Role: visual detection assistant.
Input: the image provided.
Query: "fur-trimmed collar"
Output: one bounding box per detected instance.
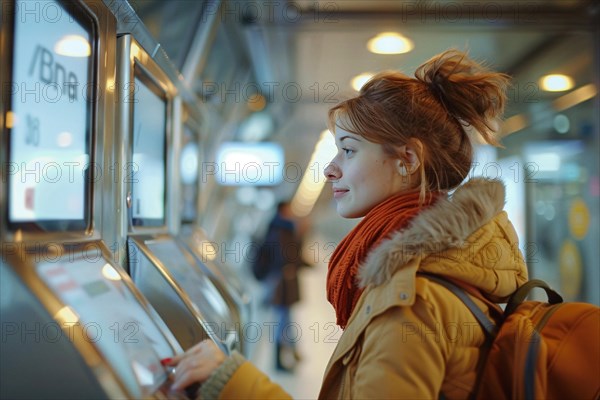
[357,178,507,288]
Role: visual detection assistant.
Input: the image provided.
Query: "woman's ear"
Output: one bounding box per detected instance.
[395,138,423,175]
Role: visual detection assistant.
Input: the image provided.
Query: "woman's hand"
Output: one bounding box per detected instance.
[166,339,227,391]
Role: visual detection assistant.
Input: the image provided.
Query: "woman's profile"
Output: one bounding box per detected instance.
[166,49,526,400]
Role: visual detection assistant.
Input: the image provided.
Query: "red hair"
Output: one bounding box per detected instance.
[328,49,511,200]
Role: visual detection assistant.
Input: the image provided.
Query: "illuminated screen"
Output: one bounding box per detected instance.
[37,255,173,397]
[131,70,167,226]
[8,0,93,230]
[215,142,284,186]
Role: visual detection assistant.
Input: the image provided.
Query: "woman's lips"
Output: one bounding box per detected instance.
[333,188,349,199]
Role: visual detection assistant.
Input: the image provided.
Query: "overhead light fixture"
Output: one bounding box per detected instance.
[501,114,529,136]
[351,72,374,91]
[553,83,597,111]
[502,83,596,137]
[540,74,574,92]
[54,35,91,57]
[367,32,413,55]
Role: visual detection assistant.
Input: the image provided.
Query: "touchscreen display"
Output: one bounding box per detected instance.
[131,72,167,227]
[8,0,93,230]
[37,256,173,397]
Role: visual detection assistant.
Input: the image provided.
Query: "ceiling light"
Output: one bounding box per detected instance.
[351,73,374,91]
[367,32,413,55]
[500,114,528,136]
[540,74,574,92]
[552,83,597,111]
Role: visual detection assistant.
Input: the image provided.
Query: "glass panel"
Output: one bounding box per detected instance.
[144,240,236,348]
[37,255,173,397]
[131,70,167,227]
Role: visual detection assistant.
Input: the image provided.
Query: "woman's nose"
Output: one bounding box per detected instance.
[324,161,341,181]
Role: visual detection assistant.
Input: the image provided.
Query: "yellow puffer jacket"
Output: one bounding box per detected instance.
[201,178,528,400]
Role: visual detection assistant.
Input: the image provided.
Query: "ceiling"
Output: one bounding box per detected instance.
[132,0,599,220]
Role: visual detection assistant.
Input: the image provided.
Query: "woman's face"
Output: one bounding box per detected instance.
[324,127,406,218]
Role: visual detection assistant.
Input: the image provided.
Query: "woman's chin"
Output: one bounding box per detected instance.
[336,206,365,219]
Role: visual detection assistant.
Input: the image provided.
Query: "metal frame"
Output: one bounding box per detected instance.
[115,34,179,243]
[0,0,110,245]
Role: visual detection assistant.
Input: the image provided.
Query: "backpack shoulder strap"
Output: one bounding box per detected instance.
[421,273,500,400]
[504,279,563,316]
[420,273,496,338]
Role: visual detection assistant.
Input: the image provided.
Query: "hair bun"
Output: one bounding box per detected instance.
[415,49,510,145]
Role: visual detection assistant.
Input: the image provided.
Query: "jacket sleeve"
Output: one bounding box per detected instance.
[199,352,292,400]
[352,297,449,399]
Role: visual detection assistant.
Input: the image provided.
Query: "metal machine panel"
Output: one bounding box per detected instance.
[0,261,108,399]
[35,252,176,397]
[2,242,184,398]
[179,226,252,325]
[128,236,241,353]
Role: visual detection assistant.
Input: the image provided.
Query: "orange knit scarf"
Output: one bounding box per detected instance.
[327,190,441,329]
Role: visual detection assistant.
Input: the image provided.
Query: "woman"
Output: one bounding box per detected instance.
[166,49,528,399]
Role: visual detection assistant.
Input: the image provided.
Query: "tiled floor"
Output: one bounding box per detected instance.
[245,260,339,399]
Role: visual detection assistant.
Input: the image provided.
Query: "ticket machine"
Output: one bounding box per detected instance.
[1,1,183,398]
[177,107,252,335]
[115,33,243,354]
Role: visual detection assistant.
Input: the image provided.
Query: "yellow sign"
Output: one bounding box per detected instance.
[568,198,590,240]
[559,240,582,300]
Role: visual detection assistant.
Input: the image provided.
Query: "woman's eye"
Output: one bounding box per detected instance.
[342,148,354,156]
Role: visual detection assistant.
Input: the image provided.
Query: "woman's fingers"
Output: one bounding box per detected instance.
[163,339,207,366]
[168,339,227,391]
[171,357,212,390]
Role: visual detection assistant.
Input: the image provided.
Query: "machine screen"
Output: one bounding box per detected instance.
[8,0,93,230]
[145,240,235,346]
[37,255,173,397]
[131,71,167,227]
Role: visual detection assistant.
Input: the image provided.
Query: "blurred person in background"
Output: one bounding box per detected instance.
[251,201,303,372]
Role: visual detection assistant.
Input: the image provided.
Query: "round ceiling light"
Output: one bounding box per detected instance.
[367,32,413,54]
[540,74,574,92]
[351,73,374,91]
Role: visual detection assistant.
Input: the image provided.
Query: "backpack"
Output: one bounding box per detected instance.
[425,274,600,400]
[250,217,298,281]
[250,239,273,281]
